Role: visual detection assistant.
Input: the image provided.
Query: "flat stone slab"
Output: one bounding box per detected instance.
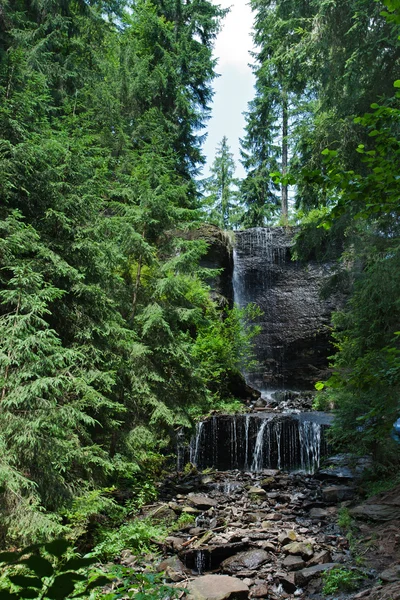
[294,563,339,587]
[188,494,218,509]
[350,504,400,522]
[282,555,305,570]
[186,574,249,600]
[221,549,270,573]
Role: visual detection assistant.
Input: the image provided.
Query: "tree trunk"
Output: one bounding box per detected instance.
[281,92,289,223]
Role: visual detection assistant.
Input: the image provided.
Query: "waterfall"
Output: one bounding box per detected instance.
[251,419,269,472]
[183,413,331,473]
[299,420,322,473]
[190,421,205,465]
[176,227,336,476]
[244,414,250,470]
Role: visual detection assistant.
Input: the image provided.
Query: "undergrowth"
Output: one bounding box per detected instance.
[91,519,167,560]
[322,567,363,595]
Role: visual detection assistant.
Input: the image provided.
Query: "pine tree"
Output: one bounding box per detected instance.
[203,136,241,229]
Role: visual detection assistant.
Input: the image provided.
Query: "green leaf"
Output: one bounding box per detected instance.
[321,149,330,156]
[21,555,54,577]
[394,80,400,88]
[9,575,42,589]
[44,539,69,558]
[315,382,325,391]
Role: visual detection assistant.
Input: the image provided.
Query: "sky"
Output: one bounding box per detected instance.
[202,0,255,180]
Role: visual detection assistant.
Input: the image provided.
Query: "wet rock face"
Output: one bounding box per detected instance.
[233,227,344,388]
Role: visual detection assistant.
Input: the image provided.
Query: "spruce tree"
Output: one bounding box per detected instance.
[203,136,241,229]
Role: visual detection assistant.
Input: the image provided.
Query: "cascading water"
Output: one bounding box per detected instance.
[179,412,331,473]
[177,227,338,475]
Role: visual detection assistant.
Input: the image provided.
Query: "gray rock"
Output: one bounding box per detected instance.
[309,507,330,519]
[188,494,218,509]
[278,530,297,545]
[380,565,400,583]
[221,549,270,573]
[282,555,305,570]
[294,563,339,587]
[282,541,314,559]
[251,583,269,597]
[248,487,267,496]
[322,485,355,503]
[278,572,296,593]
[156,556,190,582]
[186,574,249,600]
[350,503,400,522]
[306,550,331,567]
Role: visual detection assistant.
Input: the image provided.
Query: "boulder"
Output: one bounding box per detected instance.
[156,556,190,582]
[251,583,269,598]
[350,504,400,522]
[306,550,331,567]
[188,494,218,509]
[294,563,339,587]
[282,555,305,570]
[278,530,297,545]
[186,575,249,600]
[282,541,314,560]
[221,549,270,573]
[309,507,331,519]
[380,564,400,583]
[248,487,267,496]
[278,572,296,593]
[322,485,356,503]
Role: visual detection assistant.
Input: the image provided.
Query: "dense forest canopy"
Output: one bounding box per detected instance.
[1,0,400,574]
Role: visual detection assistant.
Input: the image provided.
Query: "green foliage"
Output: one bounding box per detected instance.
[102,569,181,600]
[190,303,262,413]
[202,137,242,229]
[0,539,109,599]
[91,519,167,560]
[322,568,363,595]
[0,0,237,546]
[337,508,353,531]
[172,512,196,529]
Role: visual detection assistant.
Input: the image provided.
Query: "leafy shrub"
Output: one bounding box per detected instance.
[322,568,363,595]
[0,539,109,599]
[91,519,167,560]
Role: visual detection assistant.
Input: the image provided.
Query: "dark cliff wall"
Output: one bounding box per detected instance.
[233,227,344,390]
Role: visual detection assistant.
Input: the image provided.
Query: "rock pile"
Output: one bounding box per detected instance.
[143,468,363,599]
